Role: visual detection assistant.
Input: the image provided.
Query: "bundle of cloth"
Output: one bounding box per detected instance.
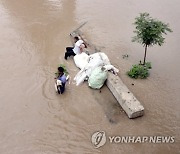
[73,52,119,87]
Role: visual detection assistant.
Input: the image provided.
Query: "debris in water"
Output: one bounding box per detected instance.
[122,54,129,59]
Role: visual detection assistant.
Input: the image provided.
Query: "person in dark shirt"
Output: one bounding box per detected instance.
[55,67,67,94]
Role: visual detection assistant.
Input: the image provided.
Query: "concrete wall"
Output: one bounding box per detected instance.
[106,73,144,119]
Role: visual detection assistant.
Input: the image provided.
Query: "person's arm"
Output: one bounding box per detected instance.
[80,44,85,53]
[78,37,88,48]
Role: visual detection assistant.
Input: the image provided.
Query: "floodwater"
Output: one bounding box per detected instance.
[0,0,179,153]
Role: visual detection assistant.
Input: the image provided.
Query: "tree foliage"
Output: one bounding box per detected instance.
[132,12,172,47]
[128,13,172,79]
[132,13,172,65]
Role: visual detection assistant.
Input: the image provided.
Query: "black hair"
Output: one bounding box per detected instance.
[74,36,79,41]
[58,67,64,73]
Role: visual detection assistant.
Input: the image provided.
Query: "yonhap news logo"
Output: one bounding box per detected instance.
[91,131,175,148]
[91,131,106,148]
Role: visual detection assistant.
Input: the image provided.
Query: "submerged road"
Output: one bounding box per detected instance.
[0,0,179,153]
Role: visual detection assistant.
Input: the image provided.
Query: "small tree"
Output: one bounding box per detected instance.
[132,13,172,65]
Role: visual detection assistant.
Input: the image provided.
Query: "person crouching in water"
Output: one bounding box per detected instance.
[55,67,67,94]
[64,36,85,60]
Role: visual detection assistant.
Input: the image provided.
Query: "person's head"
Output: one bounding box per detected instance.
[74,36,79,42]
[58,67,64,76]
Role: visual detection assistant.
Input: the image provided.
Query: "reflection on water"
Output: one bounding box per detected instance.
[0,0,179,153]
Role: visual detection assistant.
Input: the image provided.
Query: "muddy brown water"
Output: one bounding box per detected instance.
[0,0,179,153]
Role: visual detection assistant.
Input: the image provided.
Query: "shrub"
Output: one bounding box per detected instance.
[145,62,152,69]
[127,63,150,79]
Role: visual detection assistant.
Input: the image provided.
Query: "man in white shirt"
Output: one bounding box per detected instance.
[64,36,84,60]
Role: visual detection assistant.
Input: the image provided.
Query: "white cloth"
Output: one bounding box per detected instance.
[103,65,119,74]
[74,52,89,69]
[73,52,119,86]
[73,40,84,55]
[56,80,62,86]
[55,80,62,92]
